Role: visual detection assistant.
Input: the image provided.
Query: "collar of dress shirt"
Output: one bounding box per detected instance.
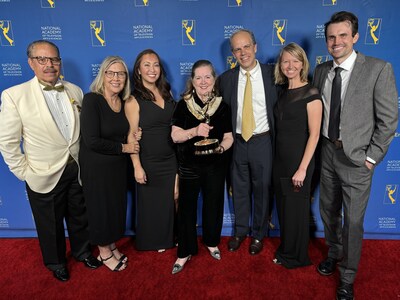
[332,50,357,72]
[239,59,260,79]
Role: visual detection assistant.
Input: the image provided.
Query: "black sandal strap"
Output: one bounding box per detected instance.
[99,254,113,262]
[113,260,125,272]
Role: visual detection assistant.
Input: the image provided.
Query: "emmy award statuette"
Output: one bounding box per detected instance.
[194,93,220,155]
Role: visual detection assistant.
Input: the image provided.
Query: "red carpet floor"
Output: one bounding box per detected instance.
[0,237,399,299]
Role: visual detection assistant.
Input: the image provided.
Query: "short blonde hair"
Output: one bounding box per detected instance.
[274,42,310,85]
[90,56,131,101]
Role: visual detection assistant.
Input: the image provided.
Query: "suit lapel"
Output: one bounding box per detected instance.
[342,53,365,111]
[260,65,274,129]
[64,86,80,144]
[318,62,333,93]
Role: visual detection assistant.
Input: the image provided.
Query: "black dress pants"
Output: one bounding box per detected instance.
[177,158,227,258]
[26,161,91,270]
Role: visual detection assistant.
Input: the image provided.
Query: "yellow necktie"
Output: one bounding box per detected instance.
[241,72,255,141]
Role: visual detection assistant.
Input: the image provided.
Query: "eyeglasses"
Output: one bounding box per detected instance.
[30,56,62,65]
[232,43,253,54]
[105,71,127,79]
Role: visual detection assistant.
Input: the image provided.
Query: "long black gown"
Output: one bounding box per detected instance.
[273,83,321,268]
[135,98,177,250]
[79,92,129,245]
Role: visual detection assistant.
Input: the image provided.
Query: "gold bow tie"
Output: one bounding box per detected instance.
[39,80,65,92]
[43,84,64,92]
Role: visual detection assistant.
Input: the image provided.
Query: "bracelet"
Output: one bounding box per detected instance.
[121,143,125,153]
[187,132,193,140]
[219,145,225,153]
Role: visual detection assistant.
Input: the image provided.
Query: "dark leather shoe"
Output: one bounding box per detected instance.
[249,238,263,255]
[82,254,103,269]
[228,236,245,251]
[317,257,338,276]
[53,267,70,282]
[336,282,354,300]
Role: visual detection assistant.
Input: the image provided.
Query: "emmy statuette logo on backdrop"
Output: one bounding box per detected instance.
[384,185,398,205]
[228,0,242,7]
[365,18,382,45]
[227,56,237,69]
[315,55,330,66]
[0,20,14,46]
[182,20,196,46]
[322,0,338,6]
[135,0,149,6]
[272,19,287,46]
[41,0,55,8]
[90,20,106,47]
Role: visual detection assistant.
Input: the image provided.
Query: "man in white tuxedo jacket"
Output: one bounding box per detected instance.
[0,40,101,281]
[313,12,398,300]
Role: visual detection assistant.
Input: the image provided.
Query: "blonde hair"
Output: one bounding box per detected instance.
[90,56,131,101]
[274,42,310,85]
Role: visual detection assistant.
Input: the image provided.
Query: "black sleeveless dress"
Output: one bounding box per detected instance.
[135,98,177,250]
[273,83,321,268]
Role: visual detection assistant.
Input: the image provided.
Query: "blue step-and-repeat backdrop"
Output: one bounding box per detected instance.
[0,0,399,239]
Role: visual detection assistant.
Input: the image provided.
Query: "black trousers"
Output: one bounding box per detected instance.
[176,158,227,258]
[232,134,273,240]
[26,161,91,270]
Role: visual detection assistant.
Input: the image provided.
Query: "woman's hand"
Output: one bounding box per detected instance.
[216,145,225,154]
[196,123,213,138]
[292,168,306,187]
[135,166,147,184]
[123,141,140,154]
[134,127,142,141]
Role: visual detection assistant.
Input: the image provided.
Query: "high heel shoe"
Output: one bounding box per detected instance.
[171,255,191,274]
[207,247,221,260]
[111,247,128,264]
[98,254,126,272]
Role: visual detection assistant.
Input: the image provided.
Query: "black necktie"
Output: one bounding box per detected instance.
[328,67,343,141]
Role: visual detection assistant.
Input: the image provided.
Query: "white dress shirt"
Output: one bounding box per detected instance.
[236,60,269,135]
[41,82,73,142]
[322,50,357,139]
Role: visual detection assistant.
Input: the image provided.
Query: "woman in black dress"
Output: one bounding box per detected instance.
[170,60,233,274]
[80,56,140,271]
[125,49,177,251]
[272,43,322,268]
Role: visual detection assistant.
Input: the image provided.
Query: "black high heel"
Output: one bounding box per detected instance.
[110,247,128,263]
[98,254,126,272]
